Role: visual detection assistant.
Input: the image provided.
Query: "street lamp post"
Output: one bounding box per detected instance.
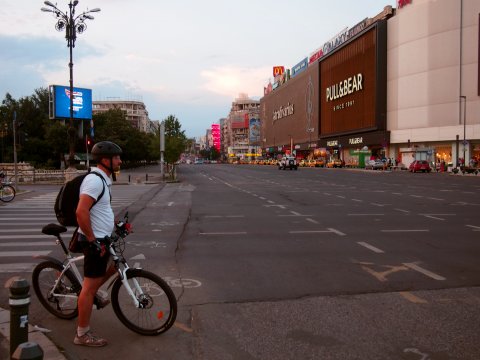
[460,96,467,168]
[307,127,314,156]
[41,1,100,169]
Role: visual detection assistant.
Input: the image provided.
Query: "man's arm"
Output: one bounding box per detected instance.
[76,194,96,242]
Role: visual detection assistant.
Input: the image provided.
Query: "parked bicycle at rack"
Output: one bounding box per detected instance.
[0,170,15,202]
[32,213,177,335]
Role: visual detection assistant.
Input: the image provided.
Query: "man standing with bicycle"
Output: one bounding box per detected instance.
[74,141,122,347]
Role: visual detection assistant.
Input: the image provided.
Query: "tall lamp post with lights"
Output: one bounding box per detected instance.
[41,1,100,168]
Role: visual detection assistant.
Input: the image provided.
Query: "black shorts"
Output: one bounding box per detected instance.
[79,234,110,278]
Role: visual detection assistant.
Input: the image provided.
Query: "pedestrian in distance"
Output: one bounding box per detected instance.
[74,141,122,347]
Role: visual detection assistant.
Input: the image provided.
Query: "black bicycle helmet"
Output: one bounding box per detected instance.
[91,141,122,181]
[91,141,122,161]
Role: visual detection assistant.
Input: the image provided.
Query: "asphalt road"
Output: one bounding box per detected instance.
[1,165,480,359]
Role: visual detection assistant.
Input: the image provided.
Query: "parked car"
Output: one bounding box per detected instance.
[365,159,385,170]
[409,160,432,173]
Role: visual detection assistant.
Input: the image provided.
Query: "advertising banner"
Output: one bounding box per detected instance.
[211,123,221,151]
[291,57,308,78]
[50,85,92,120]
[249,118,261,144]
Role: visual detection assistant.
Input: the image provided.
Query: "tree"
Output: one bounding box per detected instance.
[45,121,69,168]
[163,115,186,166]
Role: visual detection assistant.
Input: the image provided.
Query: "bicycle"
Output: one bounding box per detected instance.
[0,171,15,202]
[31,213,177,336]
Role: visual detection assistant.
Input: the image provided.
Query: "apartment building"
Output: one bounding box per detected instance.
[222,94,260,162]
[92,99,152,133]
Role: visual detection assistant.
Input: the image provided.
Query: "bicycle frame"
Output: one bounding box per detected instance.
[36,223,147,309]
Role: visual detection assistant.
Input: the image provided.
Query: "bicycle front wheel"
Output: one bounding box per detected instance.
[111,269,177,335]
[32,261,81,320]
[0,185,15,202]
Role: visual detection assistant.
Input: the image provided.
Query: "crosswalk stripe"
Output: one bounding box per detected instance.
[0,250,51,257]
[0,218,57,221]
[0,242,57,246]
[0,263,38,273]
[0,235,60,239]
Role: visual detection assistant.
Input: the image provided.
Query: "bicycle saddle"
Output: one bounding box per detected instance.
[42,223,68,236]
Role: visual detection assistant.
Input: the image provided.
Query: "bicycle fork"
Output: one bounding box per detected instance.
[115,264,145,308]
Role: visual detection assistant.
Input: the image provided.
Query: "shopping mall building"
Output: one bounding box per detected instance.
[260,0,480,169]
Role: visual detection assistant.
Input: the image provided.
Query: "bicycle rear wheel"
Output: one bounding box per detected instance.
[111,269,177,335]
[0,185,15,202]
[32,261,81,319]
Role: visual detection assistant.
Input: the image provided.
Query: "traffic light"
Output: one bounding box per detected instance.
[86,136,94,151]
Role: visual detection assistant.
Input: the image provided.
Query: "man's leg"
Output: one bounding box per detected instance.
[77,276,105,328]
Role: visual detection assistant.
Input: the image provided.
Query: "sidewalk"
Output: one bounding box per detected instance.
[0,307,67,359]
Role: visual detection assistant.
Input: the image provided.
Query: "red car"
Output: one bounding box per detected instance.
[409,160,431,173]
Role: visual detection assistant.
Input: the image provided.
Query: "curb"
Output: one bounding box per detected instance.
[0,308,67,359]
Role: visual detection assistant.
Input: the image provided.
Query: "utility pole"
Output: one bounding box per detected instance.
[13,111,18,190]
[160,121,165,178]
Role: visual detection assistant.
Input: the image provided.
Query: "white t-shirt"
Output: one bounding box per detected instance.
[78,168,114,238]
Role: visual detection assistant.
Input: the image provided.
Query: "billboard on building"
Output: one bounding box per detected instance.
[49,85,92,120]
[260,61,320,149]
[320,22,387,136]
[249,118,261,144]
[211,124,221,151]
[291,57,308,78]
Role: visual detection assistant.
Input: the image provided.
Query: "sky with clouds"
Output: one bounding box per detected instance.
[0,0,396,138]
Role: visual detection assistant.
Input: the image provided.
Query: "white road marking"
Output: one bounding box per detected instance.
[328,228,346,236]
[0,218,56,221]
[0,229,71,234]
[427,197,444,201]
[381,229,429,233]
[336,195,346,199]
[265,204,286,209]
[0,242,55,246]
[167,202,174,206]
[371,203,388,207]
[423,215,445,221]
[290,230,332,234]
[324,193,332,196]
[226,215,245,218]
[306,218,319,224]
[267,200,275,204]
[394,208,410,213]
[0,251,51,257]
[129,254,146,260]
[392,193,402,195]
[259,197,266,200]
[199,232,247,235]
[351,199,363,202]
[357,242,385,253]
[0,234,62,239]
[403,262,446,281]
[410,195,423,198]
[348,214,384,216]
[279,211,312,217]
[466,225,480,231]
[421,214,455,221]
[0,263,37,273]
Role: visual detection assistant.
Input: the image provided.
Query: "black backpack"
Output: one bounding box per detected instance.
[54,171,106,227]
